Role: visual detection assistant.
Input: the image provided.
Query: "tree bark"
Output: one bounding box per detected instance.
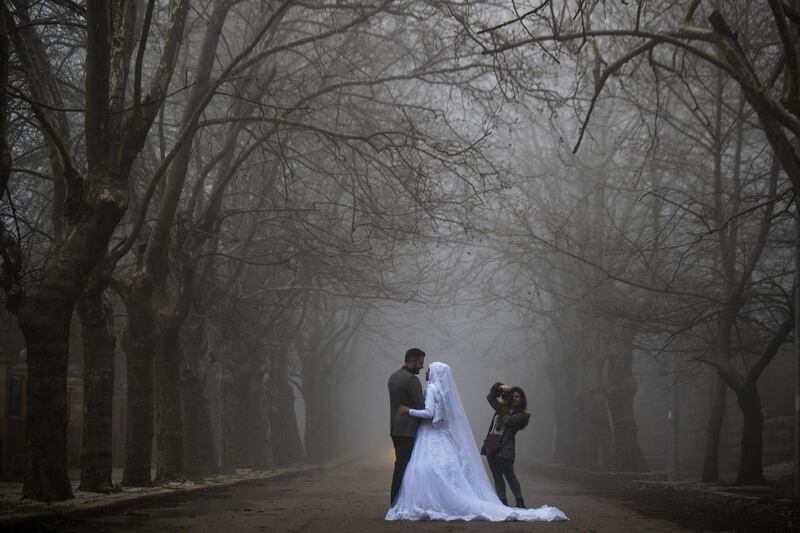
[180,315,218,479]
[154,319,184,481]
[574,356,612,469]
[16,187,131,500]
[548,356,578,465]
[121,284,156,486]
[303,386,329,465]
[77,285,116,492]
[300,353,333,465]
[713,314,793,485]
[735,383,765,485]
[219,365,241,471]
[268,343,304,465]
[0,5,9,198]
[605,350,648,472]
[795,210,800,497]
[17,299,75,501]
[702,305,736,483]
[702,373,727,482]
[220,347,271,470]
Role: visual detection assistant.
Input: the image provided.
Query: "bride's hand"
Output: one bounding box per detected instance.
[398,405,410,415]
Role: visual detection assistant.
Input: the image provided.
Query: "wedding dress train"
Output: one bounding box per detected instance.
[385,362,567,522]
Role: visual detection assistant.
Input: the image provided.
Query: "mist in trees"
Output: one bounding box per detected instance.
[1,0,798,503]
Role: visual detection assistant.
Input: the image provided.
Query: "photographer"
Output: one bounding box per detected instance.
[480,382,531,508]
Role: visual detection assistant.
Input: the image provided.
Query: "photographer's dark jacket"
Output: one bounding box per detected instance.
[481,383,530,462]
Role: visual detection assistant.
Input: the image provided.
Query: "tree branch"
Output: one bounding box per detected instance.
[767,0,800,113]
[125,0,190,152]
[573,39,657,153]
[747,312,794,387]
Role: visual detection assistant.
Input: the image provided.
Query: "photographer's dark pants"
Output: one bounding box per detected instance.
[390,436,415,505]
[486,451,523,504]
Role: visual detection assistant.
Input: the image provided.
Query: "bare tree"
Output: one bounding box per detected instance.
[1,0,189,500]
[467,0,797,484]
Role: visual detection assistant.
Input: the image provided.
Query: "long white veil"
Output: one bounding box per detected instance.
[426,362,497,499]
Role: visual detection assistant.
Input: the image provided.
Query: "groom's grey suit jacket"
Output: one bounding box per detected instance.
[388,366,425,438]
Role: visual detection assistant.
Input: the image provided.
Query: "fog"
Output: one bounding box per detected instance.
[334,300,542,462]
[0,0,797,503]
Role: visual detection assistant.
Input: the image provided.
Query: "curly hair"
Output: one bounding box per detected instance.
[510,386,530,430]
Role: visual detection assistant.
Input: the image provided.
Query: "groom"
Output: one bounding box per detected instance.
[387,347,426,505]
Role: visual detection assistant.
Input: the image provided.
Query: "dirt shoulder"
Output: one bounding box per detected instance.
[527,463,799,532]
[0,463,322,530]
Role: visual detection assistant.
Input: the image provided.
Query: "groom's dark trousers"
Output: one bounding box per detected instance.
[390,436,415,504]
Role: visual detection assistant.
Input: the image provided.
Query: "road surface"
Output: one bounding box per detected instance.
[34,450,715,532]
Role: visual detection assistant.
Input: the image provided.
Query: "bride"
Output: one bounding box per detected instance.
[385,362,567,522]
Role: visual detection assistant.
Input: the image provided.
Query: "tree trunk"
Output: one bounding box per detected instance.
[300,357,328,465]
[180,316,218,479]
[17,299,75,501]
[77,287,116,492]
[795,210,800,497]
[304,386,327,464]
[220,352,271,469]
[548,357,578,465]
[303,374,337,465]
[736,383,765,485]
[703,309,736,483]
[268,343,304,465]
[0,6,9,198]
[121,287,156,486]
[605,351,648,472]
[666,357,680,481]
[17,198,129,500]
[219,365,242,471]
[252,378,273,469]
[574,357,610,469]
[702,373,727,482]
[154,320,184,481]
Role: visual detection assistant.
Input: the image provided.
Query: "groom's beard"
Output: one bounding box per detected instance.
[410,367,421,374]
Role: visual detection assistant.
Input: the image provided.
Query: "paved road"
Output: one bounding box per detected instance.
[43,451,708,532]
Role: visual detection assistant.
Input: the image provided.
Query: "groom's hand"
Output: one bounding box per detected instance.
[499,384,511,392]
[398,405,410,415]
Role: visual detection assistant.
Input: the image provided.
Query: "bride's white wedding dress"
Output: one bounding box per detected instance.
[385,362,567,522]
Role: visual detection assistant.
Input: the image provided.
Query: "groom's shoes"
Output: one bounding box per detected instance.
[499,497,508,506]
[514,498,526,508]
